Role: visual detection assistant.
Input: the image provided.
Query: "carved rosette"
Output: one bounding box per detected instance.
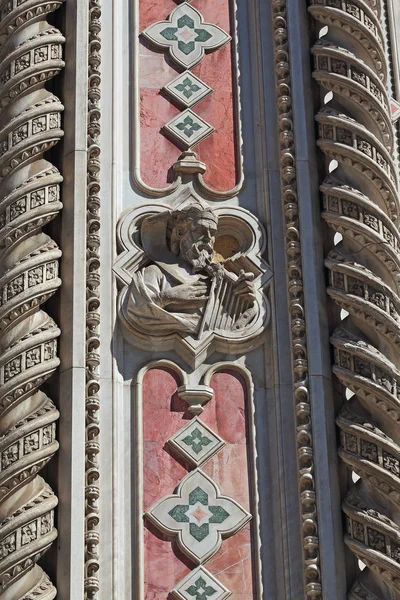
[309,0,400,597]
[0,0,64,598]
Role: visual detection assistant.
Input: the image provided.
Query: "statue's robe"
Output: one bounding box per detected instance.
[125,263,205,335]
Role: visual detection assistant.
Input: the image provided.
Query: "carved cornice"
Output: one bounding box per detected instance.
[85,0,101,597]
[273,1,321,597]
[0,0,64,597]
[310,0,400,594]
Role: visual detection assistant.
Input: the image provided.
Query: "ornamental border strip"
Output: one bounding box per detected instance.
[85,0,102,598]
[272,1,322,597]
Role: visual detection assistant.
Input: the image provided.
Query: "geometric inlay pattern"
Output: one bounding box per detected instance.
[163,71,212,108]
[172,566,231,600]
[145,469,251,563]
[141,4,231,70]
[163,108,214,149]
[390,97,400,123]
[167,417,225,467]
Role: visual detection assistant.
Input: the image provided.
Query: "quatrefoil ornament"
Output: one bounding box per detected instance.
[145,470,251,563]
[141,4,231,69]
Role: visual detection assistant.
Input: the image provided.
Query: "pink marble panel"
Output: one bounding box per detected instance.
[143,368,191,598]
[138,0,237,192]
[142,368,255,598]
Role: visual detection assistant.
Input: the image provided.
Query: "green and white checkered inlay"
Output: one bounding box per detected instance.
[163,108,214,150]
[168,417,224,467]
[145,469,251,563]
[141,4,231,70]
[163,71,212,108]
[172,566,231,600]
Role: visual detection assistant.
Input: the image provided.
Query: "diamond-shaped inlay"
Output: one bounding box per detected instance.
[145,469,251,563]
[390,97,400,123]
[172,566,231,600]
[168,417,225,467]
[163,108,214,149]
[164,71,212,108]
[142,4,231,69]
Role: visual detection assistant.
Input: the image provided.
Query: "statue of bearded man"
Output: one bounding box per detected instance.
[124,201,255,336]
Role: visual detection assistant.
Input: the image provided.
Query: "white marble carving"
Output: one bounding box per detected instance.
[114,188,271,367]
[145,469,251,564]
[0,0,64,597]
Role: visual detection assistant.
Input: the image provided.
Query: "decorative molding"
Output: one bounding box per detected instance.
[310,0,400,595]
[84,0,102,597]
[273,1,322,596]
[0,0,64,597]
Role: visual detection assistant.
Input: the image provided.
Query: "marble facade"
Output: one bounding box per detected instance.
[0,0,399,599]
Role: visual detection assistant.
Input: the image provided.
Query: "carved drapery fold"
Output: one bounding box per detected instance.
[309,0,400,597]
[0,0,64,598]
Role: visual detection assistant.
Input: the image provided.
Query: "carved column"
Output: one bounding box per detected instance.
[0,1,64,597]
[309,1,400,597]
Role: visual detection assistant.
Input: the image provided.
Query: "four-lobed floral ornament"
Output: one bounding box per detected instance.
[142,4,231,70]
[145,469,251,564]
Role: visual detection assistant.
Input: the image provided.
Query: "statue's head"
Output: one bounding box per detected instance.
[167,202,218,271]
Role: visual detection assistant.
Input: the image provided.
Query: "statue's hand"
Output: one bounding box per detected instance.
[161,278,209,307]
[233,270,256,303]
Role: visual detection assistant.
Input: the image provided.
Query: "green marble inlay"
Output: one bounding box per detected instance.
[194,29,212,43]
[183,428,212,454]
[169,505,189,523]
[186,576,217,600]
[176,115,202,138]
[177,14,195,28]
[190,523,210,542]
[160,16,213,56]
[179,41,195,55]
[175,77,201,99]
[189,487,208,506]
[160,26,178,41]
[209,506,230,523]
[168,486,230,541]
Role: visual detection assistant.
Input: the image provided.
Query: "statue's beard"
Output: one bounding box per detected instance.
[180,235,213,271]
